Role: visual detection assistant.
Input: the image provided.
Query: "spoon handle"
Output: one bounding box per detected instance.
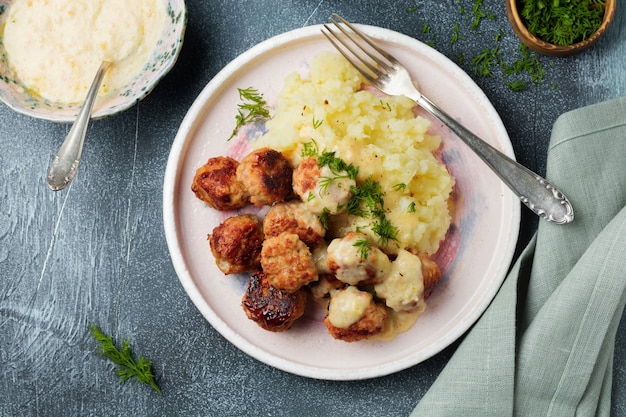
[47,61,112,191]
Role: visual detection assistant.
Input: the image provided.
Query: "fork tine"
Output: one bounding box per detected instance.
[322,14,397,85]
[330,14,399,67]
[321,25,379,85]
[326,18,391,77]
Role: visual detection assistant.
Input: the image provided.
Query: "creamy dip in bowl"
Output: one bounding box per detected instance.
[0,0,186,122]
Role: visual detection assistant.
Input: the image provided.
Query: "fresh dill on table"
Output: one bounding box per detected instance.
[410,0,551,92]
[87,325,162,395]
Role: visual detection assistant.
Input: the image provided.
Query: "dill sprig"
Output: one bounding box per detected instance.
[87,325,162,395]
[228,87,270,140]
[347,177,399,247]
[301,140,359,186]
[353,239,372,260]
[519,0,605,46]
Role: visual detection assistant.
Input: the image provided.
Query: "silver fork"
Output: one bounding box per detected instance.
[322,14,574,225]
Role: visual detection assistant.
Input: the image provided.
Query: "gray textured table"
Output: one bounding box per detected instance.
[1,1,625,416]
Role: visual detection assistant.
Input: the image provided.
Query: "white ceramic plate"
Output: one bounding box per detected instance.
[163,25,520,380]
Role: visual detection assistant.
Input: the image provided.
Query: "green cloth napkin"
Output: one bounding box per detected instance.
[411,96,626,417]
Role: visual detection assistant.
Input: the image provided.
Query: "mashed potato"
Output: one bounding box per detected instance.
[253,52,454,255]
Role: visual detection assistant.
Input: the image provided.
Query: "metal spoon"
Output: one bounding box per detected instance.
[47,61,112,191]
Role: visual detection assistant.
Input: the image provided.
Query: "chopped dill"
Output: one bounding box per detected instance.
[450,23,463,45]
[502,44,545,91]
[393,183,407,193]
[353,239,372,260]
[371,216,399,248]
[470,0,494,29]
[228,87,270,140]
[302,141,358,182]
[317,151,359,181]
[505,79,527,92]
[347,177,399,246]
[408,201,417,213]
[299,142,399,246]
[312,117,323,129]
[319,208,331,229]
[472,46,501,77]
[301,139,320,158]
[519,0,605,46]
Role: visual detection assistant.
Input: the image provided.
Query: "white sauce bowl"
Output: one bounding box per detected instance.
[0,0,186,122]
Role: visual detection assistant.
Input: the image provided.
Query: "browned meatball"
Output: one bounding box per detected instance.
[191,156,248,210]
[308,274,346,300]
[209,214,264,275]
[263,201,325,248]
[419,253,441,299]
[260,232,318,293]
[236,148,293,206]
[324,286,387,342]
[292,157,320,198]
[241,271,307,332]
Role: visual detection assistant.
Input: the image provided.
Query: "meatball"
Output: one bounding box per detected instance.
[324,286,387,342]
[236,148,293,206]
[309,274,345,300]
[191,156,248,210]
[374,249,426,312]
[326,232,391,285]
[242,271,307,332]
[261,232,318,293]
[419,253,442,298]
[209,214,264,275]
[292,156,355,215]
[263,201,325,248]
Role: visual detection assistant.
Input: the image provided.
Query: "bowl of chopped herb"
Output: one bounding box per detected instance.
[506,0,616,57]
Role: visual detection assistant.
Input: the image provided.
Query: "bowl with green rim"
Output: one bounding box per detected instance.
[0,0,186,122]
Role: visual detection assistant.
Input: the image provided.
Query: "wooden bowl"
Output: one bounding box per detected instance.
[506,0,616,57]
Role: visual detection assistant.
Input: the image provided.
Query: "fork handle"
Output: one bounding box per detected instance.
[416,95,574,224]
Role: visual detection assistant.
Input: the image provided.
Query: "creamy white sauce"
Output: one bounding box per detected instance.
[3,0,166,103]
[328,286,372,329]
[369,308,424,342]
[327,233,391,286]
[306,164,355,215]
[374,249,425,313]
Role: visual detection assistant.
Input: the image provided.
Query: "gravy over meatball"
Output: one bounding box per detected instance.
[324,286,387,342]
[292,156,355,215]
[326,232,392,286]
[263,201,325,248]
[236,148,293,206]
